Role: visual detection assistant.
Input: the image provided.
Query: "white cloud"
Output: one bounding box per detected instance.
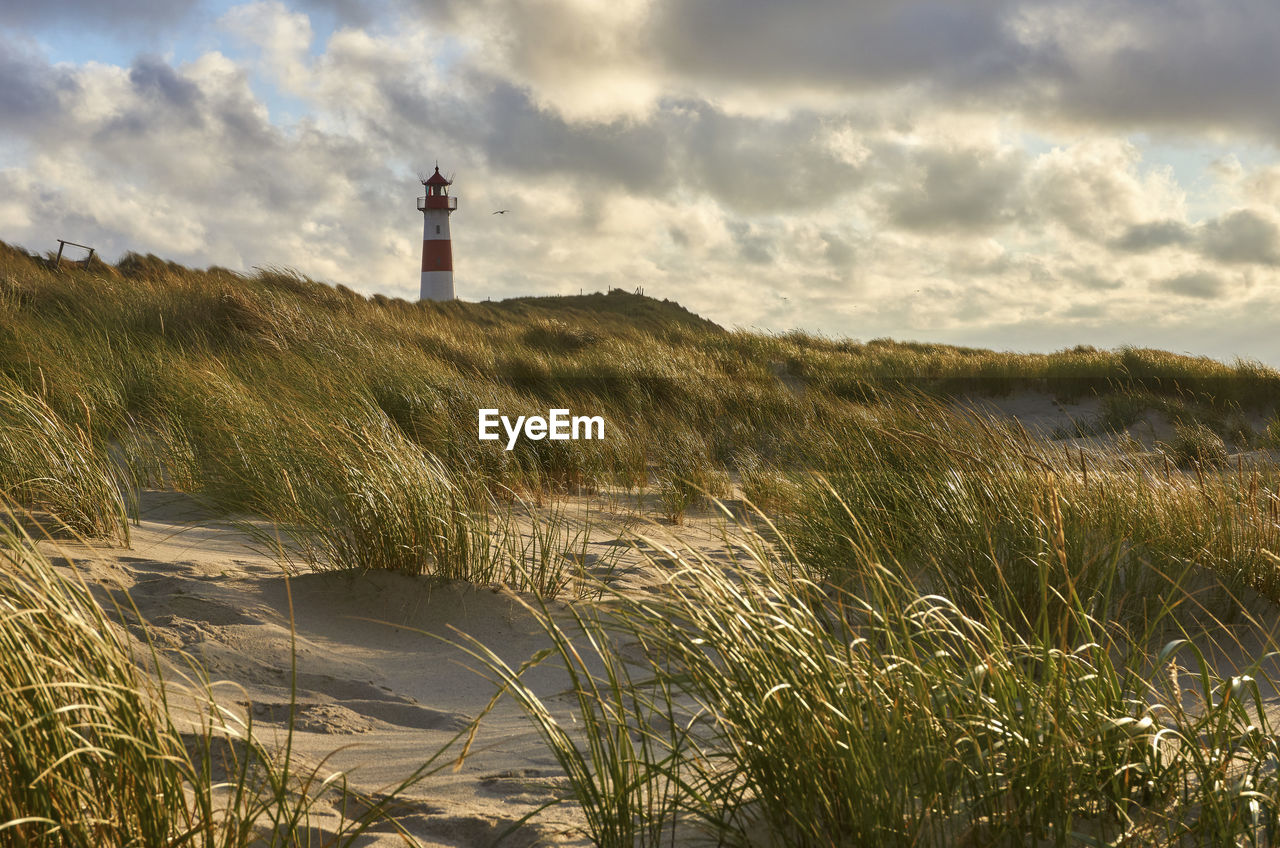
[1027,139,1185,240]
[219,1,315,96]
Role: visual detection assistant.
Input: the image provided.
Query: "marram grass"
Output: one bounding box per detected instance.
[0,524,184,844]
[0,381,131,543]
[479,525,1280,847]
[788,395,1280,615]
[4,238,1280,535]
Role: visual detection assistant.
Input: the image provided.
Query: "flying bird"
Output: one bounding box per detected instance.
[492,209,509,215]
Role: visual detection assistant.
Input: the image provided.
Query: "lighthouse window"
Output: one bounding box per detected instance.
[436,225,441,234]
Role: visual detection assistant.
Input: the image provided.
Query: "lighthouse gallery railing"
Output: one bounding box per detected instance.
[417,196,458,211]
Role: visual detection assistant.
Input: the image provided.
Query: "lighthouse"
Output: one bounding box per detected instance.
[417,165,457,301]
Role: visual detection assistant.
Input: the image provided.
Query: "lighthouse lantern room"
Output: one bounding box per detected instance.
[417,165,457,301]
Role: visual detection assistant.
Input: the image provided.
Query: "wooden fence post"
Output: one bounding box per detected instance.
[52,239,96,271]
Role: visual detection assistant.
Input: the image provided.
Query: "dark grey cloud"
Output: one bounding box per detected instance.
[90,59,228,162]
[0,49,403,282]
[129,55,203,113]
[1105,211,1280,267]
[1155,271,1227,299]
[478,84,672,193]
[943,248,1022,279]
[0,37,77,123]
[374,70,863,211]
[675,106,864,212]
[1110,220,1193,253]
[651,0,1035,92]
[881,146,1025,233]
[1060,302,1107,320]
[464,0,1280,140]
[729,221,774,265]
[1198,209,1280,266]
[0,0,200,32]
[1063,264,1124,291]
[822,231,855,266]
[1042,1,1280,135]
[373,77,672,194]
[295,0,389,27]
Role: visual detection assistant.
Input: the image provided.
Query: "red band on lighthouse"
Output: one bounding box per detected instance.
[421,240,453,272]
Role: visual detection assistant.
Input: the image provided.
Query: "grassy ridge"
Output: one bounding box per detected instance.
[4,238,1279,595]
[2,239,1279,534]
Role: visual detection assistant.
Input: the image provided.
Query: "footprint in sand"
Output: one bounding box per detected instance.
[479,769,574,804]
[245,699,471,733]
[146,594,258,627]
[245,702,378,734]
[341,699,472,731]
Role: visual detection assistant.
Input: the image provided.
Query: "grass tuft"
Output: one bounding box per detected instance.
[0,381,131,542]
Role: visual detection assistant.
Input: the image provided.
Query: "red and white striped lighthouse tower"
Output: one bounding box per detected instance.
[417,165,457,301]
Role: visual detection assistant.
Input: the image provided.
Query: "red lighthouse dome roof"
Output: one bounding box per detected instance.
[424,166,451,187]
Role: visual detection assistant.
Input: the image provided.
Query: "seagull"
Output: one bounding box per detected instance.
[492,209,509,215]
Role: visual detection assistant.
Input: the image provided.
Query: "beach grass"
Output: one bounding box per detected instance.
[3,238,1279,533]
[3,239,1280,843]
[486,524,1280,846]
[788,396,1280,616]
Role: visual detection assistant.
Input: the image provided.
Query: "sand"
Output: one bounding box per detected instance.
[45,487,754,847]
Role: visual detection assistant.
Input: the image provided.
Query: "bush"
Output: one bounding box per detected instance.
[1097,391,1151,432]
[1224,408,1255,449]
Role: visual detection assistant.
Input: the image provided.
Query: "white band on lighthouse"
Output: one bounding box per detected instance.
[418,165,457,301]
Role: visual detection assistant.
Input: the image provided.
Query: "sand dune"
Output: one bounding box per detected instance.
[45,489,751,846]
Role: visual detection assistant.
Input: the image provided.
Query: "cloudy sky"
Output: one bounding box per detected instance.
[4,1,1280,362]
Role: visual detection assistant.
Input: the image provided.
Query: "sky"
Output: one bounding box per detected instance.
[4,1,1280,363]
